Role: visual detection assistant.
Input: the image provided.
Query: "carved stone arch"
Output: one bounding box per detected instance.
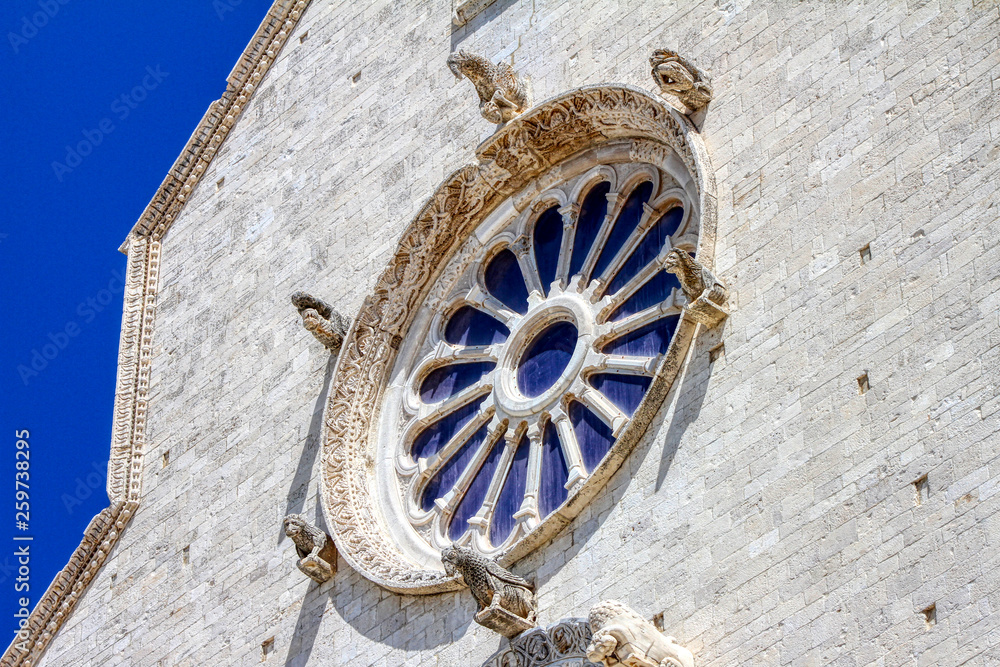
[322,84,717,593]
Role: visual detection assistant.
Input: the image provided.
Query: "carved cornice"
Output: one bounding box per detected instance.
[1,2,313,665]
[322,85,718,593]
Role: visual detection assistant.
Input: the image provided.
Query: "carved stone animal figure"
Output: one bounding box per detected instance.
[446,50,532,124]
[660,248,727,307]
[291,291,349,353]
[649,49,713,113]
[587,600,694,667]
[441,545,537,623]
[283,514,337,583]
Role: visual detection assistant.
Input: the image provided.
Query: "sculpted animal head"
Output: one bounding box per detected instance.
[661,248,693,274]
[446,50,474,80]
[441,545,476,580]
[650,49,697,94]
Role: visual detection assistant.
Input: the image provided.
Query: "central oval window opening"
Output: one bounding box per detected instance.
[516,321,578,397]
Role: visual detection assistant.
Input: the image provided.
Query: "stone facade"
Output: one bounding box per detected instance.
[16,0,1000,665]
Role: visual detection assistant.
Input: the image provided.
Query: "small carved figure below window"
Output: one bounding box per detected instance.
[283,514,337,583]
[291,292,349,353]
[650,49,713,114]
[587,599,694,667]
[447,50,533,124]
[442,545,537,638]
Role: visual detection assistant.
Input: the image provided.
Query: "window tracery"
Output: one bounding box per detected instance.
[322,85,719,593]
[392,161,695,556]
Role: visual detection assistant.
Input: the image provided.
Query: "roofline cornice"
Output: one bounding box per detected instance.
[120,0,311,251]
[2,2,312,664]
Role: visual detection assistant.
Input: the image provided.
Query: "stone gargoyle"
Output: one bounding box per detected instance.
[660,248,728,327]
[290,291,349,353]
[447,50,532,124]
[283,514,337,584]
[649,49,713,115]
[441,545,537,638]
[586,600,694,667]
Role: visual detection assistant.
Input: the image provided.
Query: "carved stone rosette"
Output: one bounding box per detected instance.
[482,619,592,667]
[321,85,720,593]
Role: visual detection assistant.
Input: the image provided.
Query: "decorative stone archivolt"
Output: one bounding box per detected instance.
[481,619,593,667]
[322,85,720,593]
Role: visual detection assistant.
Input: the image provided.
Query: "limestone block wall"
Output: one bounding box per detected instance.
[40,0,1000,665]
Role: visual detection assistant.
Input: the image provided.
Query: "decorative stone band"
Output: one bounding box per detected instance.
[1,2,314,665]
[481,619,593,667]
[322,84,719,593]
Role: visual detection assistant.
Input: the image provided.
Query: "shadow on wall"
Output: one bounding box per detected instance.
[279,354,337,546]
[279,327,718,663]
[449,0,519,52]
[527,325,718,593]
[284,573,478,666]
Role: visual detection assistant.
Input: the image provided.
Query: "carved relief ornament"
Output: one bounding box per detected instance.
[321,85,720,593]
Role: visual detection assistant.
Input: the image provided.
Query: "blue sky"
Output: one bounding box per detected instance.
[0,0,276,639]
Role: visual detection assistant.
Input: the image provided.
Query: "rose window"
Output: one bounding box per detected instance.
[386,160,697,557]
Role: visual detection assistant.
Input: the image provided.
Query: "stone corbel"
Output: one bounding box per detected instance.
[659,248,728,327]
[291,292,349,354]
[447,50,533,125]
[650,49,713,129]
[282,514,338,584]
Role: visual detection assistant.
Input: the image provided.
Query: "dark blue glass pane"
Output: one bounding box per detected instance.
[485,249,529,314]
[420,362,495,403]
[609,272,682,322]
[444,306,510,346]
[448,430,502,540]
[411,397,485,461]
[593,181,654,281]
[568,181,612,280]
[490,435,529,546]
[422,422,490,513]
[533,206,563,293]
[589,374,652,416]
[569,400,614,472]
[517,321,578,398]
[606,207,683,296]
[602,315,680,357]
[539,421,568,517]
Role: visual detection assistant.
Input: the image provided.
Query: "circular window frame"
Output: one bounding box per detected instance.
[322,85,718,593]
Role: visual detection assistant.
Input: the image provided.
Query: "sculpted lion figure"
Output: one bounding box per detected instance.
[442,545,537,637]
[446,50,532,124]
[290,291,349,353]
[660,248,727,307]
[649,49,713,113]
[283,514,337,583]
[586,600,694,667]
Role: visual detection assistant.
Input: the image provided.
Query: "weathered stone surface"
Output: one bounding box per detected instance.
[29,0,1000,666]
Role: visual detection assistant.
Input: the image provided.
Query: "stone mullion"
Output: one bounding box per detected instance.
[555,204,580,287]
[593,202,660,297]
